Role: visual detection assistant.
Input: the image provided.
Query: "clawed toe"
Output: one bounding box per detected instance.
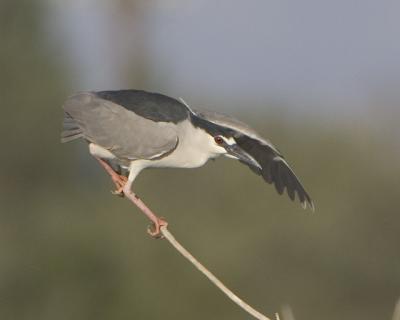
[111,175,128,197]
[111,187,125,197]
[147,217,168,239]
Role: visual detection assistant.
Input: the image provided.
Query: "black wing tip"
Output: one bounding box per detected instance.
[268,157,315,211]
[300,197,315,212]
[294,184,314,211]
[281,185,315,211]
[233,134,315,210]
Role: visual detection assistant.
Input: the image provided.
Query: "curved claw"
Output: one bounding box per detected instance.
[111,175,128,197]
[147,217,168,239]
[111,189,125,197]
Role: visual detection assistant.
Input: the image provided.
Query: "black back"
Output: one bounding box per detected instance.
[190,113,236,137]
[96,90,189,123]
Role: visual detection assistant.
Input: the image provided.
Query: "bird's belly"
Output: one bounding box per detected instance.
[89,141,210,171]
[150,147,210,169]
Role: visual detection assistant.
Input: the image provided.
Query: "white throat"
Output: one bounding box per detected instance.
[123,121,228,183]
[149,121,225,169]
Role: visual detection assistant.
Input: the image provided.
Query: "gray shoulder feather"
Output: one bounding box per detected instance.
[61,91,179,160]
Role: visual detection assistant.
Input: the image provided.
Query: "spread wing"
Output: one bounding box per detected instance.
[62,92,179,160]
[235,134,314,210]
[193,108,314,209]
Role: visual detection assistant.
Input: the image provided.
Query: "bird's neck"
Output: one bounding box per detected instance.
[150,121,222,169]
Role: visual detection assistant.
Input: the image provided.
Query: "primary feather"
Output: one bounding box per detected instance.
[194,108,314,210]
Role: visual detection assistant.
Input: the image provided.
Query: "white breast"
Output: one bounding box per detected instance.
[149,120,224,169]
[88,120,227,183]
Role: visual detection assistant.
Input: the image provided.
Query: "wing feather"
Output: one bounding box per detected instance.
[189,107,314,209]
[62,92,179,160]
[235,135,314,210]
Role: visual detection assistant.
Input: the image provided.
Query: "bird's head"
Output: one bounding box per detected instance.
[189,111,262,170]
[208,133,262,170]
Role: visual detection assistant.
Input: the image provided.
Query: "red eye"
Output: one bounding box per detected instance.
[214,136,224,145]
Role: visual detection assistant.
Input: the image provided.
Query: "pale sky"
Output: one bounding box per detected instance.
[48,0,400,114]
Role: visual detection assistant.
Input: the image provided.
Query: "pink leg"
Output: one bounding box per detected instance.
[95,157,167,238]
[95,157,127,196]
[122,183,168,238]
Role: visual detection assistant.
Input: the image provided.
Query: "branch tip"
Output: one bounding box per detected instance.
[160,225,272,320]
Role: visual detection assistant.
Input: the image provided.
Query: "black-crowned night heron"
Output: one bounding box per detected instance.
[62,90,313,237]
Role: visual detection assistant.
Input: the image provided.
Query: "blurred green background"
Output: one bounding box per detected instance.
[1,1,400,320]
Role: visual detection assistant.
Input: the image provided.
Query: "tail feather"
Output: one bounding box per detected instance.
[61,112,83,143]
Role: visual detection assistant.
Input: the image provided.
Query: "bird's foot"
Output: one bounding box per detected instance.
[121,186,167,239]
[111,175,128,197]
[147,217,168,239]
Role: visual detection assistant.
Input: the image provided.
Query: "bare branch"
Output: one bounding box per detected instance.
[393,297,400,320]
[281,305,296,320]
[160,226,274,320]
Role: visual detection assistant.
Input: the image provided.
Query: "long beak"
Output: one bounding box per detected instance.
[226,145,262,170]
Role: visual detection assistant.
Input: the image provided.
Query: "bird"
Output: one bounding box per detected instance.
[61,89,314,237]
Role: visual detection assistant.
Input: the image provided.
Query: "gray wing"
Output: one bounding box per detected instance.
[62,92,179,160]
[235,134,314,210]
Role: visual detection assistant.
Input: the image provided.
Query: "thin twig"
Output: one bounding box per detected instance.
[160,226,273,320]
[393,297,400,320]
[281,305,296,320]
